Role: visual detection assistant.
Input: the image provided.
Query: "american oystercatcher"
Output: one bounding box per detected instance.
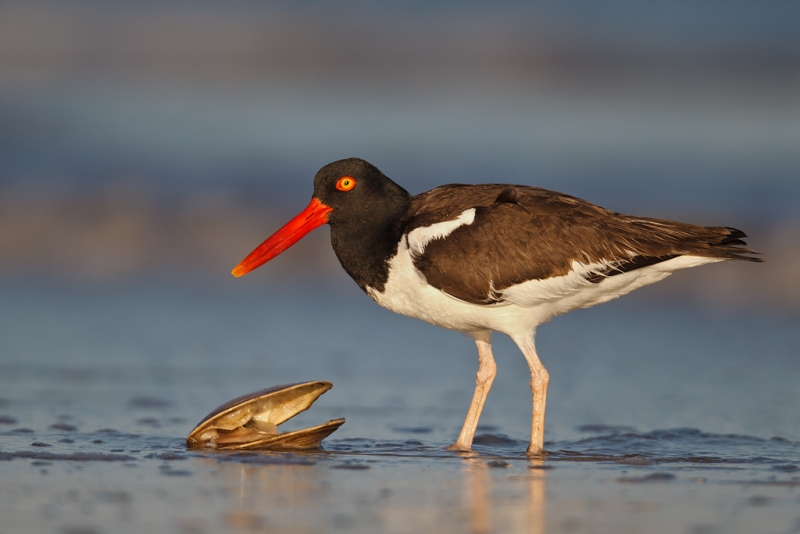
[232,158,761,455]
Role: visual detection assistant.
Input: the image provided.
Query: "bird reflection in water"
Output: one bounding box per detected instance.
[460,456,547,534]
[526,457,548,534]
[461,458,492,534]
[205,453,548,531]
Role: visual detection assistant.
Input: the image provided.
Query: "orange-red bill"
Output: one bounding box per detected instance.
[231,198,333,277]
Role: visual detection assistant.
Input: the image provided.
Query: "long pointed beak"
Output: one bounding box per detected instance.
[231,198,333,277]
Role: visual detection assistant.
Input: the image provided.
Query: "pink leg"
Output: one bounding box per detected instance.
[447,331,497,451]
[514,335,550,455]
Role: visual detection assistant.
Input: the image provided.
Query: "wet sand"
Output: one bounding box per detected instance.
[1,282,799,533]
[2,429,799,534]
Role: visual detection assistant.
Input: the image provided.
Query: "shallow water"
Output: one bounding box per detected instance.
[1,281,799,533]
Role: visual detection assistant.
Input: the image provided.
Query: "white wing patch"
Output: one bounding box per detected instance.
[500,254,722,310]
[500,259,614,305]
[406,208,476,257]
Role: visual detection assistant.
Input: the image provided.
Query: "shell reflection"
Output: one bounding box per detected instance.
[186,381,345,450]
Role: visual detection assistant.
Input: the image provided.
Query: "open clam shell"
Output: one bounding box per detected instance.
[186,381,345,450]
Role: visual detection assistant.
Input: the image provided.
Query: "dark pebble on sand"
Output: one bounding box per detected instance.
[331,463,370,470]
[215,453,316,466]
[159,467,192,477]
[472,433,521,447]
[145,452,186,461]
[618,472,676,483]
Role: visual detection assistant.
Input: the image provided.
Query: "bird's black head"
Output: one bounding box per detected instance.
[231,157,410,279]
[312,158,410,229]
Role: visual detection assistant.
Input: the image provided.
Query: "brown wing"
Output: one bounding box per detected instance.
[403,184,761,305]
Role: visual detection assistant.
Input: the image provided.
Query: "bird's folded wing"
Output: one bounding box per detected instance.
[401,184,759,306]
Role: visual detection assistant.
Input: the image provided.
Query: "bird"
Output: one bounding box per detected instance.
[231,157,761,455]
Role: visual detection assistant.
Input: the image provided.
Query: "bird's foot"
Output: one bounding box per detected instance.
[445,441,472,452]
[525,445,547,457]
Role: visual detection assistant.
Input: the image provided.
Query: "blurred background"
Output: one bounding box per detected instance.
[1,0,799,310]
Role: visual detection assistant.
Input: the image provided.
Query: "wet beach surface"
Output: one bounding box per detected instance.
[2,281,799,533]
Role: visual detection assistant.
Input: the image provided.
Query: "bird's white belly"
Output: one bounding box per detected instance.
[367,236,722,338]
[367,247,543,335]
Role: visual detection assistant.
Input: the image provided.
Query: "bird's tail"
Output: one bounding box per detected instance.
[706,226,763,262]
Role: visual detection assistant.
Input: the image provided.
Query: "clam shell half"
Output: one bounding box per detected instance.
[186,381,345,450]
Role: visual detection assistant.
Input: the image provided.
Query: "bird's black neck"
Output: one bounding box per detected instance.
[328,190,411,293]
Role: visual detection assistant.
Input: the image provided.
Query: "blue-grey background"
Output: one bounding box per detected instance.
[1,0,798,309]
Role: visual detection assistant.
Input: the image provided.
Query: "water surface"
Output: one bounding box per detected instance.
[1,282,799,533]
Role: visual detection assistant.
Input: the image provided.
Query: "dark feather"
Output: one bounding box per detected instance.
[402,184,762,305]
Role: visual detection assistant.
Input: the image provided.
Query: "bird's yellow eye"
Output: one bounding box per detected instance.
[336,176,356,191]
